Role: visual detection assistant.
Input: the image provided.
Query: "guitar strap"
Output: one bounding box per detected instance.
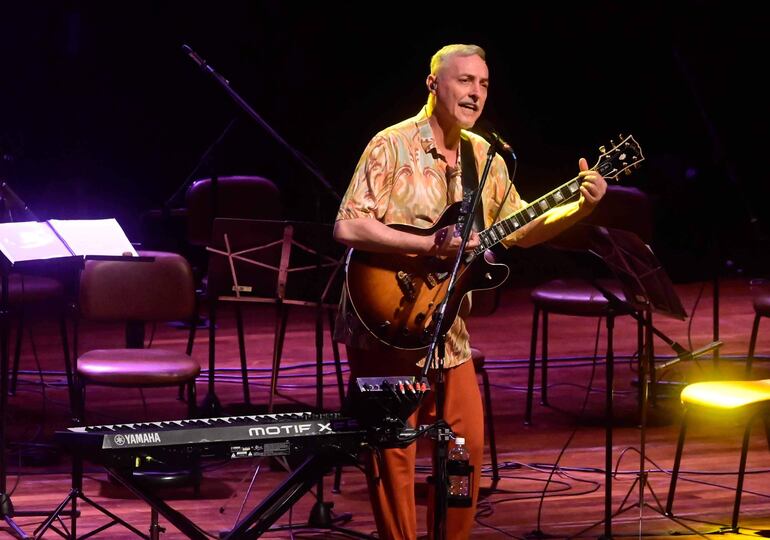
[459,135,485,233]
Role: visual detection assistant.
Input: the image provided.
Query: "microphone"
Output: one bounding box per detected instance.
[473,127,517,160]
[181,44,229,84]
[181,44,212,73]
[489,131,515,157]
[657,340,724,370]
[0,181,37,220]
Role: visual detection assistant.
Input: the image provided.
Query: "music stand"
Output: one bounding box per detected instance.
[566,225,719,539]
[203,218,345,414]
[0,218,138,538]
[0,263,77,538]
[204,218,371,536]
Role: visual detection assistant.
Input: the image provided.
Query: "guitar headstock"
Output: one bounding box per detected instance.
[593,134,644,180]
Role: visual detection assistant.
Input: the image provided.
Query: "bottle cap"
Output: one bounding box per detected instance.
[455,437,465,445]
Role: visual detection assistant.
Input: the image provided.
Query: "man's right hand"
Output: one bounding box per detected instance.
[334,218,479,256]
[432,225,480,256]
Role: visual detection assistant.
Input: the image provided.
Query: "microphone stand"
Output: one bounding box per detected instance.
[182,45,361,537]
[421,140,497,540]
[162,117,238,214]
[180,45,340,204]
[179,44,342,413]
[672,46,763,373]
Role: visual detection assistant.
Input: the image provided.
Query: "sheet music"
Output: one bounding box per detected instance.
[0,221,72,263]
[47,218,138,257]
[0,218,138,264]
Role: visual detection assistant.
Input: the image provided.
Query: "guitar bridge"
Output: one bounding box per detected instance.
[425,271,448,288]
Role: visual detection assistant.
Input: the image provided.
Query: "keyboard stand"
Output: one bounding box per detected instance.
[226,451,373,539]
[101,449,371,540]
[50,405,419,538]
[35,454,151,539]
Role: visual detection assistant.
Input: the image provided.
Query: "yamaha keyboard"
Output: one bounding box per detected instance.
[56,411,368,463]
[50,382,428,540]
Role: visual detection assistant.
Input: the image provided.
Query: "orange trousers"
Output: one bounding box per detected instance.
[347,346,484,540]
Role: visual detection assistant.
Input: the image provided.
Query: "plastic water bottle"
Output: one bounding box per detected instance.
[447,437,470,498]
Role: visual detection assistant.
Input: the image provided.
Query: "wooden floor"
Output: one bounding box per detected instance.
[5,277,770,539]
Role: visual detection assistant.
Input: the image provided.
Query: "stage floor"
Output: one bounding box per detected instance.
[5,277,770,539]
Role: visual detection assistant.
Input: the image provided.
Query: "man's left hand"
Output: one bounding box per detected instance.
[577,157,607,209]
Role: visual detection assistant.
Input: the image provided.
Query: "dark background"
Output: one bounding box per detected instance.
[1,1,767,282]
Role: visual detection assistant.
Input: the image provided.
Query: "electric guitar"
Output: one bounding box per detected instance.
[345,135,644,350]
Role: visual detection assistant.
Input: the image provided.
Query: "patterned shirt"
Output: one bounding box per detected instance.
[334,108,524,369]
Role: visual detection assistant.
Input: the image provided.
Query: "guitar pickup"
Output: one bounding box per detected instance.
[396,271,416,301]
[424,270,449,288]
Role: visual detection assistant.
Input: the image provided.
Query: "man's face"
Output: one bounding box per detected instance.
[433,54,488,129]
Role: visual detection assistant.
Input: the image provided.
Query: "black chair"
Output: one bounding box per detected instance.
[8,271,70,395]
[185,175,282,248]
[0,184,72,403]
[466,283,502,481]
[204,218,345,411]
[524,186,652,424]
[470,346,499,481]
[747,280,770,377]
[183,175,283,406]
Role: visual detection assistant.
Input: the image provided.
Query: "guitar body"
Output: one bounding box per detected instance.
[345,203,510,350]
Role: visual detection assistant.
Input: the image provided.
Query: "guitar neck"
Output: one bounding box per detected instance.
[474,176,582,254]
[465,133,643,255]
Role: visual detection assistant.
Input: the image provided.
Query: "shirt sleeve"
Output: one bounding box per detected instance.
[487,155,523,224]
[480,154,527,249]
[336,135,395,222]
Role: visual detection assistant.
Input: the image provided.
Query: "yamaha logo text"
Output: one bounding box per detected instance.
[113,432,162,446]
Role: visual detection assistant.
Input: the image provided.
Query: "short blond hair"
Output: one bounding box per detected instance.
[430,44,486,76]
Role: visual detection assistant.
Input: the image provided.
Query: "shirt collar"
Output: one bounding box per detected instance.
[413,106,471,158]
[414,107,437,155]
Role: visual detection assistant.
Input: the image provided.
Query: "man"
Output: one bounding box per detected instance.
[333,44,606,540]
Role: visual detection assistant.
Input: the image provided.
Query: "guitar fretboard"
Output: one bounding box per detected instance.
[470,134,642,255]
[474,177,582,254]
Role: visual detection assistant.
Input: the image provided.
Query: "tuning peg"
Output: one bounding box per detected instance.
[599,145,606,153]
[624,169,632,176]
[618,133,624,140]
